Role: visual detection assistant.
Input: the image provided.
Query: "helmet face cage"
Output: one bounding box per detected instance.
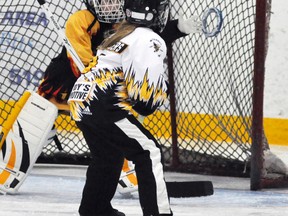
[92,0,125,23]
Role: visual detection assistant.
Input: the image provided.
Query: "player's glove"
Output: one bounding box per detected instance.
[177,14,202,34]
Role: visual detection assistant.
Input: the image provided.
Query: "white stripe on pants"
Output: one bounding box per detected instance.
[115,117,171,214]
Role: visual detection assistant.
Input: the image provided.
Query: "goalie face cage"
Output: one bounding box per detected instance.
[0,0,276,188]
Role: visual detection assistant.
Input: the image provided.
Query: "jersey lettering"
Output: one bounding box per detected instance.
[69,82,92,102]
[107,42,128,53]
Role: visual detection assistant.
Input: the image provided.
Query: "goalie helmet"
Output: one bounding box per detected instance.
[124,0,169,32]
[84,0,125,23]
[83,0,97,16]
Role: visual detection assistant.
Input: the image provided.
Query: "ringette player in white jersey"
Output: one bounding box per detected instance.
[37,0,201,198]
[1,0,201,198]
[68,0,174,215]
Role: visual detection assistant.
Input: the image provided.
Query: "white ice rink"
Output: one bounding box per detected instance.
[1,148,288,216]
[0,166,287,216]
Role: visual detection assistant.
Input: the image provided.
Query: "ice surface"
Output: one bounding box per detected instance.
[0,164,288,216]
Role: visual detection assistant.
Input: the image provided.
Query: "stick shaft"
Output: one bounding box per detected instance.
[38,0,85,71]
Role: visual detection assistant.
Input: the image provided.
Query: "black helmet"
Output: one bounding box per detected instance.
[84,0,125,23]
[124,0,169,32]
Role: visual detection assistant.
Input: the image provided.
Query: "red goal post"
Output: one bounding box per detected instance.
[0,0,287,190]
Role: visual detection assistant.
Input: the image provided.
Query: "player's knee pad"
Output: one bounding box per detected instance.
[0,90,58,194]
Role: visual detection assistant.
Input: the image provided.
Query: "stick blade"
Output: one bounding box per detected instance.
[166,181,214,198]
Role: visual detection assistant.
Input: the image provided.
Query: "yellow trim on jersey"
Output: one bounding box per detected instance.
[126,71,168,107]
[82,56,98,74]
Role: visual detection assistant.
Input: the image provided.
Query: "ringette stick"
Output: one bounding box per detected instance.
[202,7,223,37]
[37,0,85,71]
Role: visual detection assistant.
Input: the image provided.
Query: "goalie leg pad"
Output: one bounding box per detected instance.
[117,159,138,195]
[0,90,58,194]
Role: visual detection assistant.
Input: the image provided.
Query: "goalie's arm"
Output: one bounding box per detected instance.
[160,19,187,44]
[37,0,85,72]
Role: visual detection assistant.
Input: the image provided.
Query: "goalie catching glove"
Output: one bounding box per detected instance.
[177,14,202,34]
[0,91,58,194]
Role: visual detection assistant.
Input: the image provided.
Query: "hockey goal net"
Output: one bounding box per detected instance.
[1,0,283,189]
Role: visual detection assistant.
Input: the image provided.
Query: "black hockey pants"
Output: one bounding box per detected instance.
[76,114,172,216]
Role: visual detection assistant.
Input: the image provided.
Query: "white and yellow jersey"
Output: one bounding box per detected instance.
[68,27,168,122]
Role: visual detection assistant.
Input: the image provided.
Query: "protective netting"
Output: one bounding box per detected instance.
[0,0,267,176]
[165,0,257,175]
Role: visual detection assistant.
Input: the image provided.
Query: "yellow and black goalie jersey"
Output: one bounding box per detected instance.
[68,27,168,122]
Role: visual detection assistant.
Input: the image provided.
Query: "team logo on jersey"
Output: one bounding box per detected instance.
[149,39,164,57]
[107,42,128,54]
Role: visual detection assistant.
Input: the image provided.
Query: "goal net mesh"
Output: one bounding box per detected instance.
[0,0,269,177]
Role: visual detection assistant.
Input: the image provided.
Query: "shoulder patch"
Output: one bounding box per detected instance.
[149,38,164,57]
[107,42,128,54]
